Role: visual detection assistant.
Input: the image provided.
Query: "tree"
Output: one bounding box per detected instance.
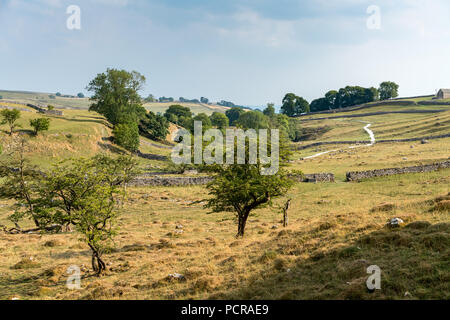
[143,94,156,103]
[0,138,43,229]
[225,107,245,126]
[0,95,3,99]
[56,92,62,97]
[86,69,147,126]
[209,112,229,129]
[281,94,310,117]
[263,103,276,117]
[47,105,55,111]
[191,113,212,133]
[139,111,170,141]
[29,118,51,136]
[42,155,139,274]
[1,109,21,135]
[236,111,269,130]
[164,105,192,120]
[113,122,140,152]
[205,158,293,237]
[201,97,209,104]
[379,81,399,100]
[77,92,85,98]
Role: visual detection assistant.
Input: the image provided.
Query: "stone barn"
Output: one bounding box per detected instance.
[437,89,450,99]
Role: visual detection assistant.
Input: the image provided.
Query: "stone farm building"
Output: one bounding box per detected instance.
[437,89,450,99]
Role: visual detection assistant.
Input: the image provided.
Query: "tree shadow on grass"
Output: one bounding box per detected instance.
[207,221,449,300]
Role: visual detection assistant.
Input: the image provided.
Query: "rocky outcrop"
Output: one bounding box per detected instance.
[346,161,450,182]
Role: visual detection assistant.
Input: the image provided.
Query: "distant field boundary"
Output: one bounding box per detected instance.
[346,161,450,182]
[298,109,446,121]
[295,133,450,151]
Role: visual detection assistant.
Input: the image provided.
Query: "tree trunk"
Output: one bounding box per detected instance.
[236,212,249,238]
[90,247,106,276]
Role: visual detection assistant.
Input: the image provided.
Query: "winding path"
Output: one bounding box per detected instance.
[303,123,376,160]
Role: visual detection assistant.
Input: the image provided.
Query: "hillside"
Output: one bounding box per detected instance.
[0,98,449,300]
[0,90,229,115]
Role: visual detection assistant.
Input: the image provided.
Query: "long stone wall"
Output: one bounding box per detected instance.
[130,172,335,187]
[346,161,450,182]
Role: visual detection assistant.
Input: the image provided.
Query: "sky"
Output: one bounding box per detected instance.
[1,0,450,107]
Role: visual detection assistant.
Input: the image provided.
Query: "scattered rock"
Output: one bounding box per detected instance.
[271,225,279,230]
[167,273,186,282]
[175,224,183,230]
[421,139,429,144]
[387,218,404,228]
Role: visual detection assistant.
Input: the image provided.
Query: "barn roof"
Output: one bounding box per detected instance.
[438,89,450,93]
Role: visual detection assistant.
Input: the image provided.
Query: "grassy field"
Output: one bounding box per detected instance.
[144,102,229,116]
[0,99,448,300]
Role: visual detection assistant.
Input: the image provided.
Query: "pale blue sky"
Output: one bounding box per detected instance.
[1,0,450,107]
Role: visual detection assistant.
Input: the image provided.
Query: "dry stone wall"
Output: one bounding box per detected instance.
[346,161,450,182]
[130,172,335,187]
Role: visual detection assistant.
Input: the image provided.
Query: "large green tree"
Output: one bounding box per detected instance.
[236,111,269,130]
[379,81,399,100]
[263,103,276,117]
[87,69,146,126]
[281,94,310,117]
[225,107,245,126]
[209,112,229,129]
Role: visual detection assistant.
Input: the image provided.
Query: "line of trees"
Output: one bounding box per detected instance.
[309,82,399,113]
[281,81,399,115]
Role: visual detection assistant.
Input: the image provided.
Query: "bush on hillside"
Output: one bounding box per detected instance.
[113,122,140,152]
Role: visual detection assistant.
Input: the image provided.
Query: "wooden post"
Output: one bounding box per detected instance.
[283,199,291,228]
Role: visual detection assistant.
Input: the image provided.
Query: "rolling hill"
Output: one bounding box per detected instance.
[0,90,230,115]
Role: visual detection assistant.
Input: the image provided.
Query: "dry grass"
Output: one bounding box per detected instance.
[0,103,448,300]
[0,169,448,300]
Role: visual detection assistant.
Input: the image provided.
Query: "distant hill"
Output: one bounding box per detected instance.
[0,89,230,115]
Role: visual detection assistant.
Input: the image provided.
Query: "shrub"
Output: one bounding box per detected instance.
[113,122,140,152]
[30,118,51,136]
